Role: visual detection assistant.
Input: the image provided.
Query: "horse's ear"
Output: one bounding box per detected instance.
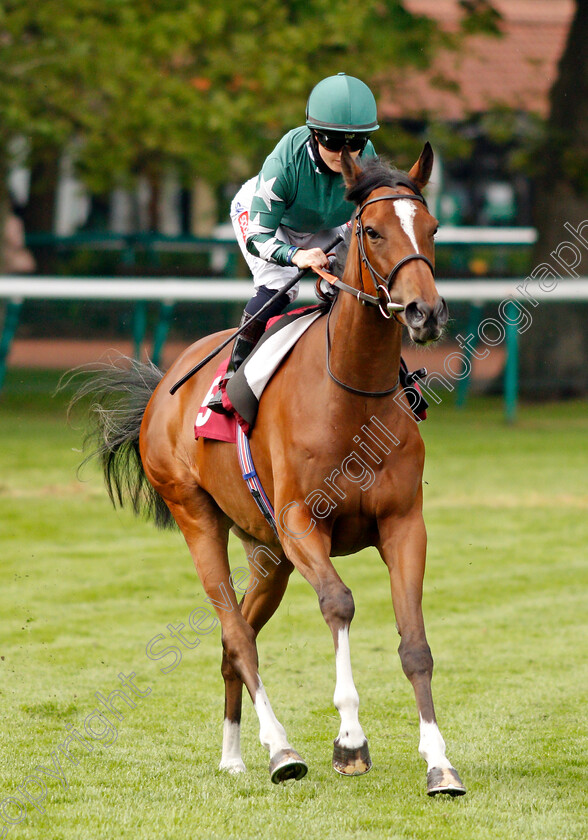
[341,146,363,190]
[408,142,434,191]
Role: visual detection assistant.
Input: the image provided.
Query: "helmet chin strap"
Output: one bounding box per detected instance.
[308,132,341,175]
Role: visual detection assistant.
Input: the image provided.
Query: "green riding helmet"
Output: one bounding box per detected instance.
[306,72,379,133]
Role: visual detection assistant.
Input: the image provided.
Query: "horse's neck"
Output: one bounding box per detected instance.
[328,288,403,395]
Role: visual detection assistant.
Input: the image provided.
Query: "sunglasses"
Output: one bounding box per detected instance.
[314,131,369,153]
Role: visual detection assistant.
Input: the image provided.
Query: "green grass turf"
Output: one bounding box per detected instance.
[0,370,587,839]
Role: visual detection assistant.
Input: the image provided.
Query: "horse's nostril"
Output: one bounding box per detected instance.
[405,300,430,327]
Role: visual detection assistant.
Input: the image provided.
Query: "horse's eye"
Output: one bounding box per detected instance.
[365,227,381,240]
[432,226,439,238]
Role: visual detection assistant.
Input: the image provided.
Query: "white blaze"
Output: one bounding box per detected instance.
[394,200,419,252]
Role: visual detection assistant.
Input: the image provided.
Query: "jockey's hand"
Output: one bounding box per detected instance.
[291,247,329,272]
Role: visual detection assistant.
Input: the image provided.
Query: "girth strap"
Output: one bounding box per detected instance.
[236,424,278,538]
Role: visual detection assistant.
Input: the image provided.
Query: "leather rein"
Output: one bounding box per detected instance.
[323,190,435,398]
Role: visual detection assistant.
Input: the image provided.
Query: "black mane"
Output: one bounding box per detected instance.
[345,156,423,206]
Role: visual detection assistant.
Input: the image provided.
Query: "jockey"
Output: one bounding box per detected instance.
[209,72,379,413]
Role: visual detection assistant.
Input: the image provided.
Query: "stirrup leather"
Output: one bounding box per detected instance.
[208,314,265,414]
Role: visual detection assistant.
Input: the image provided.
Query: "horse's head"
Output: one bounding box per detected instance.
[341,143,448,345]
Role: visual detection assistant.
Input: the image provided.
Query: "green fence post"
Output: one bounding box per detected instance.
[132,301,147,360]
[456,302,483,408]
[504,301,519,423]
[0,299,23,395]
[152,301,174,367]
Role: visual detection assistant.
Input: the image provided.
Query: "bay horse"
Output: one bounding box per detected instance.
[75,144,465,796]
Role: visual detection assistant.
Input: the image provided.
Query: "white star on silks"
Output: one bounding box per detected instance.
[254,175,283,211]
[257,237,281,260]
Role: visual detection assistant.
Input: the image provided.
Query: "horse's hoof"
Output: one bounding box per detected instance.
[269,749,308,784]
[427,766,466,797]
[332,739,372,776]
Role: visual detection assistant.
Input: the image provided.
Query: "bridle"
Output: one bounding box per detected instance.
[355,193,435,319]
[324,189,436,397]
[324,191,435,318]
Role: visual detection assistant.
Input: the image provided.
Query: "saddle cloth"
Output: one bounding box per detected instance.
[194,306,325,441]
[194,358,236,442]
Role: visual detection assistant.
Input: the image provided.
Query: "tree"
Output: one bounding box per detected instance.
[519,0,588,395]
[0,0,497,268]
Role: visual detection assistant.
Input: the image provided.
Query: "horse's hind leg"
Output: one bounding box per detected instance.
[379,512,466,796]
[220,538,297,781]
[219,649,245,774]
[167,496,305,783]
[278,521,371,777]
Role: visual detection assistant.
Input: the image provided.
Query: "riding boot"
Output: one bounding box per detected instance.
[208,311,266,414]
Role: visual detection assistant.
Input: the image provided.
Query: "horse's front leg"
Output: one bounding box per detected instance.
[331,621,372,775]
[378,511,466,796]
[279,509,371,776]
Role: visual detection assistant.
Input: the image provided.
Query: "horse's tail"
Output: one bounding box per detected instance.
[64,356,175,530]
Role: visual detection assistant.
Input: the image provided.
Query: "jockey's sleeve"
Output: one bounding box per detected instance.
[245,158,294,266]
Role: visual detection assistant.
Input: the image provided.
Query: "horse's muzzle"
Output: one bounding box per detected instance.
[404,297,448,344]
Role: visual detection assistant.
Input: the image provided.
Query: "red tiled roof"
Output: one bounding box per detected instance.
[381,0,575,120]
